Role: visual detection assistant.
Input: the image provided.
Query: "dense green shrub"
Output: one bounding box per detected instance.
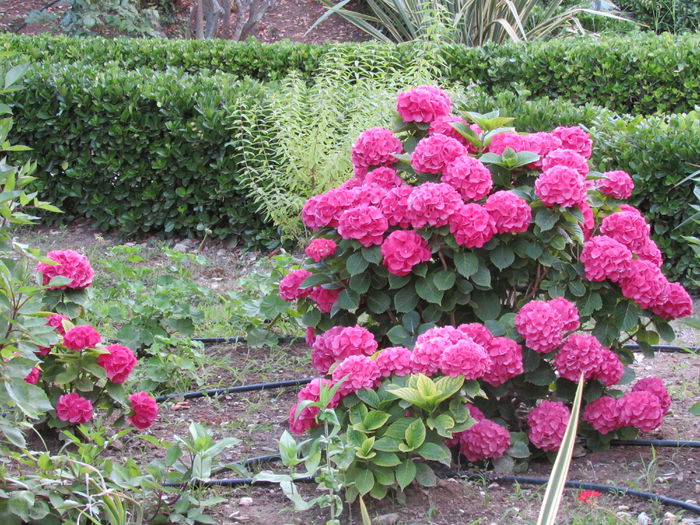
[2,32,700,114]
[9,62,277,247]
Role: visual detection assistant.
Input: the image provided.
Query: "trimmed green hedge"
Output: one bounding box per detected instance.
[9,63,277,247]
[7,62,700,281]
[2,32,700,114]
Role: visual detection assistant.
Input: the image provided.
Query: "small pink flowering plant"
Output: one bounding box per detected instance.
[24,314,158,431]
[275,86,692,501]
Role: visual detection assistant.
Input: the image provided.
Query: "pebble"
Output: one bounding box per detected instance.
[488,482,500,489]
[637,511,651,525]
[373,513,400,525]
[239,497,253,506]
[665,512,679,523]
[619,505,631,511]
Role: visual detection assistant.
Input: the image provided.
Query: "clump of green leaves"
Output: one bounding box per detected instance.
[256,375,477,521]
[0,424,238,525]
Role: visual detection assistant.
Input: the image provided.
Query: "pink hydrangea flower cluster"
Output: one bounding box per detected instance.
[600,211,650,252]
[482,337,524,386]
[305,239,337,262]
[381,230,432,276]
[376,346,413,377]
[651,282,693,319]
[381,186,413,228]
[632,377,671,414]
[407,182,462,228]
[528,401,570,451]
[63,325,101,351]
[56,392,93,423]
[128,391,158,429]
[580,235,632,282]
[439,339,491,379]
[441,156,492,201]
[301,188,357,230]
[288,378,345,434]
[541,149,589,177]
[279,269,312,301]
[311,326,344,373]
[449,203,497,248]
[458,323,494,347]
[584,378,669,435]
[597,170,634,199]
[618,259,668,309]
[551,126,593,159]
[353,183,388,207]
[484,191,532,234]
[97,344,137,384]
[411,134,467,174]
[515,300,572,353]
[351,127,403,171]
[535,166,587,208]
[364,167,404,189]
[638,238,663,267]
[554,334,623,385]
[328,325,378,361]
[458,419,511,462]
[411,336,447,376]
[396,85,451,123]
[36,249,94,290]
[308,286,341,314]
[337,205,388,247]
[331,355,381,397]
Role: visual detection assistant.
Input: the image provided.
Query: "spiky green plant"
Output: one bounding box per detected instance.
[312,0,629,46]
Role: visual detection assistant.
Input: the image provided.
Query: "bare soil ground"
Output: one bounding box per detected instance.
[0,0,370,44]
[16,222,700,524]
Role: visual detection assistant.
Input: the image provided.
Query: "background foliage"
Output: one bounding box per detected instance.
[1,32,700,114]
[1,34,699,282]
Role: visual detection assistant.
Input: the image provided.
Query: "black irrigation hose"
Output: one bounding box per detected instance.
[12,0,63,33]
[444,471,700,515]
[163,459,700,514]
[154,377,314,403]
[191,337,699,354]
[610,439,700,448]
[623,344,699,354]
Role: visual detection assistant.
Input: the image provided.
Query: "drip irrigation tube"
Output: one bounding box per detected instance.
[12,0,63,33]
[445,472,700,515]
[191,337,699,354]
[163,460,700,514]
[610,439,700,448]
[154,377,314,402]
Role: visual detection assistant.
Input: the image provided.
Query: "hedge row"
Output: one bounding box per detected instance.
[9,63,278,248]
[2,32,700,114]
[7,63,700,281]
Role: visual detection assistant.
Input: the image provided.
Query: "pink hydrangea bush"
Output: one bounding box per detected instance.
[277,86,691,484]
[34,320,159,430]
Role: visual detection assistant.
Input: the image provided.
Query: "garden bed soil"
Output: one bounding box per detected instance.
[134,344,700,524]
[15,223,700,524]
[0,0,370,44]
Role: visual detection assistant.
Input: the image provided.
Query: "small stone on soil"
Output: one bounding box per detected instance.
[637,511,651,525]
[238,497,253,506]
[373,513,400,525]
